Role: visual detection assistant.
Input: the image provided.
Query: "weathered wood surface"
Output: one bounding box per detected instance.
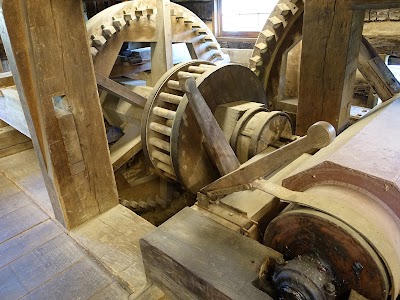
[141,207,280,300]
[0,71,13,88]
[0,87,29,137]
[151,0,173,85]
[297,0,364,135]
[71,205,157,297]
[96,72,147,107]
[351,0,400,10]
[358,36,400,101]
[0,125,32,159]
[0,0,118,229]
[180,76,240,176]
[0,158,128,300]
[202,121,335,196]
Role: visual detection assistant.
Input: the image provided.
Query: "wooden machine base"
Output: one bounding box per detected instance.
[140,207,281,300]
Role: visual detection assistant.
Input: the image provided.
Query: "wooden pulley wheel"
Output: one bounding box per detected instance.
[231,109,293,163]
[264,208,390,300]
[142,61,268,193]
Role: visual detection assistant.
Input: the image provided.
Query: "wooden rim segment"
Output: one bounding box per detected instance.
[143,62,268,193]
[86,1,224,77]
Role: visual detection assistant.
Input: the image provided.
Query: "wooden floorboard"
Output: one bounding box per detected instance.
[0,219,62,269]
[0,149,54,217]
[21,258,114,300]
[0,149,130,299]
[0,203,49,244]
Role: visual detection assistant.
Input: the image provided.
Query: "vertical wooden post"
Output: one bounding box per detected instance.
[0,0,119,229]
[150,0,173,85]
[296,0,365,135]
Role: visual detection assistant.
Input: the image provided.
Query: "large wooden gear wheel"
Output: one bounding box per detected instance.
[86,0,225,79]
[142,61,269,193]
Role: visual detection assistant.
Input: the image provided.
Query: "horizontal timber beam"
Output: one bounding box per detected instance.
[352,0,400,10]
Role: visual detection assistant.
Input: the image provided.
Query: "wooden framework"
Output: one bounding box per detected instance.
[0,0,118,229]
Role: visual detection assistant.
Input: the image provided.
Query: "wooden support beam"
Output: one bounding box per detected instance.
[0,0,118,229]
[351,0,400,10]
[297,0,365,135]
[0,71,14,88]
[95,72,147,107]
[140,207,279,300]
[0,87,30,137]
[359,36,400,101]
[151,0,173,85]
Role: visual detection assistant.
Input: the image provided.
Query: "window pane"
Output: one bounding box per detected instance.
[221,0,279,32]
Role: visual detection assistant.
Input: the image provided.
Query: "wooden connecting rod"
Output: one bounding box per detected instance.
[179,76,240,176]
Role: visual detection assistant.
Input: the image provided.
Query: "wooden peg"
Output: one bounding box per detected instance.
[91,35,107,47]
[102,25,116,39]
[112,17,126,31]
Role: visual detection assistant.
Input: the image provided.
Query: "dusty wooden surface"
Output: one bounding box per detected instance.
[0,125,32,159]
[0,150,129,300]
[0,0,118,229]
[141,207,281,300]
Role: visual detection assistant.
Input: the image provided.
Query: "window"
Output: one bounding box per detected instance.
[214,0,279,39]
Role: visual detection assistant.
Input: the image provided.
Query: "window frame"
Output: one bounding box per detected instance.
[213,0,267,41]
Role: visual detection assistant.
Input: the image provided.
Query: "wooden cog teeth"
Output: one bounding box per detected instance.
[153,107,177,120]
[268,16,284,29]
[212,51,224,60]
[191,23,201,29]
[149,138,171,152]
[167,80,183,91]
[255,42,268,54]
[177,71,201,79]
[202,36,214,43]
[165,120,174,127]
[90,47,99,57]
[277,3,291,16]
[102,25,117,39]
[251,68,260,76]
[152,150,172,165]
[91,35,107,48]
[159,92,182,105]
[188,66,209,74]
[112,17,126,31]
[208,43,220,50]
[156,161,175,176]
[196,30,208,36]
[250,56,263,66]
[150,122,172,136]
[135,9,144,18]
[260,29,275,42]
[184,19,193,25]
[123,11,134,23]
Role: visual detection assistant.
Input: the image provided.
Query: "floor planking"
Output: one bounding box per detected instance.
[0,149,129,300]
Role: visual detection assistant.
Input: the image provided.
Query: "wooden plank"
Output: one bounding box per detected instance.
[0,140,33,159]
[352,0,400,9]
[140,207,279,300]
[0,265,28,300]
[0,88,30,137]
[95,72,147,107]
[110,132,142,172]
[151,0,173,85]
[10,233,85,291]
[359,36,400,101]
[0,219,62,269]
[71,205,155,295]
[0,203,49,244]
[0,0,119,229]
[296,0,365,134]
[21,258,113,300]
[0,126,30,149]
[88,282,130,300]
[0,71,14,88]
[0,149,54,218]
[0,191,30,219]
